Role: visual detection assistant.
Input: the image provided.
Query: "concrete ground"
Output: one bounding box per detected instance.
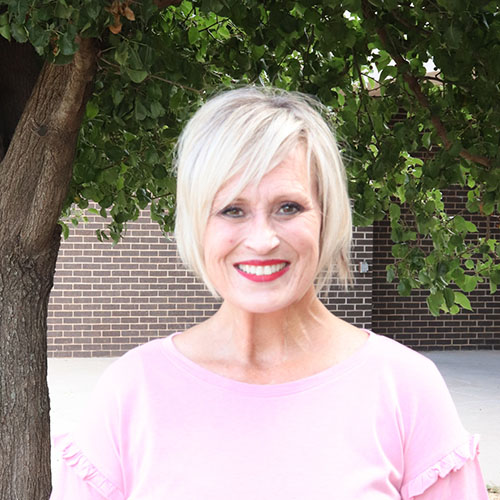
[424,350,500,488]
[48,349,500,487]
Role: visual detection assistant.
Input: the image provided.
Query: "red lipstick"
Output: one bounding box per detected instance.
[234,260,290,282]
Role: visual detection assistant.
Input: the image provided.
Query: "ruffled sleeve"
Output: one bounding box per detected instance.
[50,355,133,499]
[390,352,489,500]
[401,434,488,499]
[51,433,125,500]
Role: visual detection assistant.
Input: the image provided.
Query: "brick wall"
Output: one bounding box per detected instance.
[47,213,214,357]
[372,189,500,350]
[324,225,373,329]
[47,212,373,357]
[48,194,500,357]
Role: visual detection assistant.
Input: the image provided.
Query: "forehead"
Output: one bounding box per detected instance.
[213,146,314,205]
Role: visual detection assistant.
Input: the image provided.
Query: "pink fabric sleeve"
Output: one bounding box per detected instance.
[399,428,489,499]
[411,454,488,500]
[50,434,125,500]
[396,354,488,499]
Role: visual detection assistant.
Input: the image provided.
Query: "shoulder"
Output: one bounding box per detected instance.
[368,332,441,381]
[367,332,468,439]
[93,337,171,398]
[364,332,459,417]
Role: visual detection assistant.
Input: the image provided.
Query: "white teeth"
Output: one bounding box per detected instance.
[237,263,287,276]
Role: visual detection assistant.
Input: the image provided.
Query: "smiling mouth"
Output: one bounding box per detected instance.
[236,262,288,276]
[234,261,290,282]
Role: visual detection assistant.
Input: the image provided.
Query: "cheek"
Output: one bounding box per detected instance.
[204,222,240,261]
[288,215,321,245]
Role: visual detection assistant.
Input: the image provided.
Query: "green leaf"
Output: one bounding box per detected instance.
[188,26,199,44]
[443,288,455,308]
[251,45,266,60]
[398,278,412,296]
[379,65,397,81]
[114,44,129,66]
[150,101,165,118]
[86,101,99,119]
[465,221,477,232]
[386,265,396,283]
[427,291,444,316]
[465,259,474,270]
[54,2,73,19]
[86,3,101,19]
[437,261,448,276]
[112,90,124,106]
[126,68,149,84]
[401,231,417,242]
[458,274,478,293]
[59,221,69,240]
[10,24,28,43]
[454,291,472,311]
[102,167,120,185]
[389,203,400,222]
[448,140,462,157]
[201,0,225,14]
[135,99,148,120]
[60,33,77,55]
[0,24,11,41]
[445,25,463,49]
[490,270,500,285]
[153,165,167,179]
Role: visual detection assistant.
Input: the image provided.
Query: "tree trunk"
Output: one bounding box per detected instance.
[0,37,97,499]
[0,233,60,499]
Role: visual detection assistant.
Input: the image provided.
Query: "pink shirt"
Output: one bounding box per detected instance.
[51,331,488,499]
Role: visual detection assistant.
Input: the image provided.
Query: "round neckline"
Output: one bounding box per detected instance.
[162,330,375,397]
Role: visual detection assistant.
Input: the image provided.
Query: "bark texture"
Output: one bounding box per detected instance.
[0,37,97,499]
[0,233,60,499]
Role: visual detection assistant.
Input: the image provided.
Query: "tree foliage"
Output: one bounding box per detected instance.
[1,0,499,318]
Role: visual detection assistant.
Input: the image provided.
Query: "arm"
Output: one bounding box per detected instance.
[50,354,129,500]
[396,354,488,500]
[414,456,488,500]
[50,435,124,500]
[51,460,109,500]
[50,433,125,500]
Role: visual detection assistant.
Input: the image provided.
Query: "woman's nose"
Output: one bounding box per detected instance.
[243,215,279,254]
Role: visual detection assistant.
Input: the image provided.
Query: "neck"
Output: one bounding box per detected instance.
[203,287,335,368]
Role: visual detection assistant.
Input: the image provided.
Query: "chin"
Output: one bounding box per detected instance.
[227,292,303,315]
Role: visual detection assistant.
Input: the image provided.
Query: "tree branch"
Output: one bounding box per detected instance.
[389,8,432,37]
[0,38,98,254]
[354,57,381,149]
[99,57,204,94]
[361,0,491,169]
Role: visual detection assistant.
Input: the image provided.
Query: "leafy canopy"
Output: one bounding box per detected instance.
[1,0,499,315]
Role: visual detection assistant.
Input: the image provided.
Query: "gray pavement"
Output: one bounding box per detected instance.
[424,350,500,487]
[48,349,500,487]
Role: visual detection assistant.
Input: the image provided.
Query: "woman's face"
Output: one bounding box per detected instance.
[203,145,322,314]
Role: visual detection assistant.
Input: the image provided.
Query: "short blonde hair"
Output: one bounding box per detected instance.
[174,86,351,295]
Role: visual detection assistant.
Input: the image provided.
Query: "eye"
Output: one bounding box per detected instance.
[220,205,244,218]
[278,202,302,215]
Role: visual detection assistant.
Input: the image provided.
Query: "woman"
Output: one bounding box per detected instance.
[51,87,488,499]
